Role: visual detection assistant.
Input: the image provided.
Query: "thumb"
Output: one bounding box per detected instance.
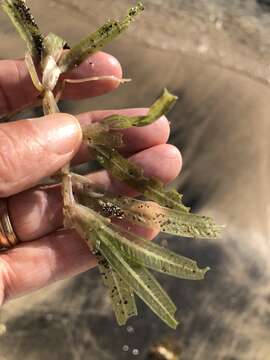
[0,113,82,197]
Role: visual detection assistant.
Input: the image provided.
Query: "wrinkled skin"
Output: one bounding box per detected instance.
[0,1,270,359]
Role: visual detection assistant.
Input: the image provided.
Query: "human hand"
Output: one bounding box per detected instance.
[0,51,182,305]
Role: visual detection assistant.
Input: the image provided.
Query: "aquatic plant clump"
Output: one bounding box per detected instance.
[1,0,221,329]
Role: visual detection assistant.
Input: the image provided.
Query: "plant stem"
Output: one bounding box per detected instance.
[42,90,74,226]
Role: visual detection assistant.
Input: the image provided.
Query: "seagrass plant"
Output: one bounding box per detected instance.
[1,0,221,329]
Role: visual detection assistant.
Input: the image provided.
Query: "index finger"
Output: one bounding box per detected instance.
[0,51,122,116]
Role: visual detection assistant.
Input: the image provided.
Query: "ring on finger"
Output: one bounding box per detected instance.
[0,199,19,250]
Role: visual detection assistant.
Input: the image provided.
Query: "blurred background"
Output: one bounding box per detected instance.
[1,0,270,359]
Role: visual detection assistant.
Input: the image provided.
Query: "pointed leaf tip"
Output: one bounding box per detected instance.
[102,89,178,129]
[2,0,43,59]
[97,254,137,326]
[59,3,144,72]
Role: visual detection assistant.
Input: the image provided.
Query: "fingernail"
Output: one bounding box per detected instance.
[37,113,82,155]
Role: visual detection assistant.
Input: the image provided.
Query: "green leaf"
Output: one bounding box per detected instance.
[42,33,68,62]
[72,204,208,280]
[106,197,221,239]
[90,144,190,213]
[98,239,178,329]
[103,89,178,129]
[82,123,123,148]
[59,3,144,72]
[97,254,137,326]
[73,177,221,239]
[70,204,178,328]
[103,223,209,281]
[2,0,44,59]
[67,203,211,328]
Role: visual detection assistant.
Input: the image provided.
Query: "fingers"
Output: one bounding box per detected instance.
[87,144,182,196]
[0,109,169,198]
[59,52,122,100]
[0,224,159,305]
[74,109,170,163]
[0,230,95,304]
[0,114,82,197]
[8,144,182,242]
[0,52,122,115]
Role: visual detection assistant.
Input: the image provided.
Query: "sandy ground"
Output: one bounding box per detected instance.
[0,1,270,359]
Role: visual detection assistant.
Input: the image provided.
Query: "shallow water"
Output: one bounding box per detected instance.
[138,0,270,86]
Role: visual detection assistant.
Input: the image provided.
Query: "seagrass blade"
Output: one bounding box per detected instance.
[82,88,189,212]
[59,3,144,72]
[72,204,208,281]
[42,33,68,62]
[102,89,177,129]
[73,176,221,240]
[72,170,221,240]
[70,204,178,328]
[2,0,43,59]
[102,197,221,239]
[98,239,178,329]
[97,254,137,326]
[82,123,124,148]
[102,222,209,281]
[90,143,190,213]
